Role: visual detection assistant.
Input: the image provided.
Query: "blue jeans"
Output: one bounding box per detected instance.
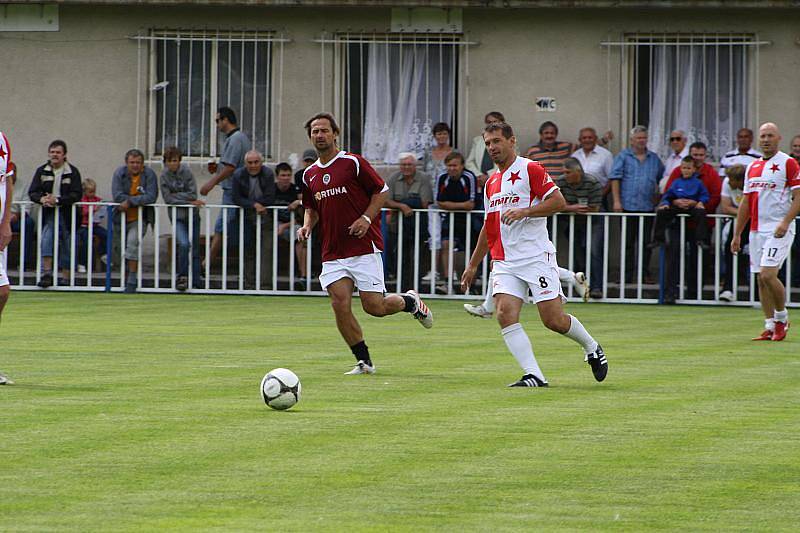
[174,212,201,279]
[77,225,108,267]
[40,210,72,269]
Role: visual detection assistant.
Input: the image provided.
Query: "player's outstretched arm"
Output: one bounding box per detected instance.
[461,224,488,293]
[731,195,750,254]
[297,208,319,242]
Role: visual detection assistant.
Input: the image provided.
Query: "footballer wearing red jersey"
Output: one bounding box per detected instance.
[460,122,607,387]
[297,113,433,375]
[1,130,14,384]
[732,122,800,341]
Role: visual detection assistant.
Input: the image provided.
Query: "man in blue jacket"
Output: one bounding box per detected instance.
[112,149,158,293]
[650,156,711,248]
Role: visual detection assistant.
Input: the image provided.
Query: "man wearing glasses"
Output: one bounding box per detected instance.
[660,130,688,193]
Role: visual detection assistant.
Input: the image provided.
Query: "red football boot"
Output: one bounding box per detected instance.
[772,321,790,342]
[752,329,773,341]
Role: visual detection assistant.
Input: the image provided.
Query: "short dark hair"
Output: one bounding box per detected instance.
[689,141,707,152]
[305,113,340,137]
[737,128,754,137]
[49,139,67,153]
[125,148,145,162]
[681,156,695,164]
[432,122,451,137]
[217,106,237,125]
[275,162,293,175]
[162,146,182,162]
[539,121,558,135]
[444,151,465,164]
[484,122,515,140]
[485,111,505,123]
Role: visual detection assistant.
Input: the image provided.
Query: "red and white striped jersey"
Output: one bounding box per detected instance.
[743,151,800,232]
[483,156,559,261]
[0,132,10,222]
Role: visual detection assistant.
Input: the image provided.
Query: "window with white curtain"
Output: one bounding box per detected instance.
[628,34,756,161]
[148,30,280,159]
[339,34,461,163]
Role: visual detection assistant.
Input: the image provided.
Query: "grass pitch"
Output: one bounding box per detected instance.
[2,292,799,531]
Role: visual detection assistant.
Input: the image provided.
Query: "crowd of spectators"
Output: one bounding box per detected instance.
[6,106,800,300]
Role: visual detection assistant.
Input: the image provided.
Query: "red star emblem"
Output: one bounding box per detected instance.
[770,163,780,173]
[0,146,6,159]
[507,171,521,185]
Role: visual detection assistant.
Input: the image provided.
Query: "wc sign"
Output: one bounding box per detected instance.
[535,97,557,112]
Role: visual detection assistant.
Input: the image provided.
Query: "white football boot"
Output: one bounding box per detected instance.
[463,303,493,319]
[344,360,376,375]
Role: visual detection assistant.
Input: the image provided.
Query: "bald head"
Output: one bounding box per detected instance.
[758,122,781,158]
[245,150,264,175]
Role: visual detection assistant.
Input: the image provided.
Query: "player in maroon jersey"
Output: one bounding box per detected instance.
[297,113,433,375]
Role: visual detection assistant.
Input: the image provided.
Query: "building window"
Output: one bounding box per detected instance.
[148,30,280,159]
[627,34,756,160]
[335,34,462,163]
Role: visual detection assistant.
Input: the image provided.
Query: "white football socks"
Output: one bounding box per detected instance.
[563,314,599,354]
[558,267,574,284]
[765,318,776,331]
[774,309,788,323]
[483,271,496,313]
[501,323,545,381]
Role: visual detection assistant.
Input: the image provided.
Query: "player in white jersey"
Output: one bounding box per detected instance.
[732,123,800,341]
[1,131,14,384]
[460,122,606,387]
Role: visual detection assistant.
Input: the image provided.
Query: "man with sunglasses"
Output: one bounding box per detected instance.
[660,130,688,193]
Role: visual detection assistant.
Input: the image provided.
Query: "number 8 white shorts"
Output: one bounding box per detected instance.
[491,252,565,304]
[749,229,795,274]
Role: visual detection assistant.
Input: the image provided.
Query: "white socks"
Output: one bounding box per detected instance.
[483,271,496,312]
[558,267,574,283]
[765,317,776,331]
[501,323,545,381]
[774,309,788,323]
[563,314,599,354]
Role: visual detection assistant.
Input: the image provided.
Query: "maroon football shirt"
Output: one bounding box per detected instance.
[301,151,387,262]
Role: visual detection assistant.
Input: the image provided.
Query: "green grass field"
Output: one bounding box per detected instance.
[2,292,799,531]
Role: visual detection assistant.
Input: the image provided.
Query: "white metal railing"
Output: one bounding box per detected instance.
[7,201,799,307]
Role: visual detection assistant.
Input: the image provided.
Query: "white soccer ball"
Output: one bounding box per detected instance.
[260,368,301,410]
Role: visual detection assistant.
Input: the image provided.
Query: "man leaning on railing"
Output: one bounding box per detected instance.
[111,149,158,293]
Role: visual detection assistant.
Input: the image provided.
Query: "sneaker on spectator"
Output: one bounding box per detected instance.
[176,276,189,292]
[37,274,53,288]
[573,272,589,302]
[421,271,439,282]
[719,290,734,302]
[124,279,137,294]
[77,264,87,274]
[463,303,493,319]
[589,288,603,300]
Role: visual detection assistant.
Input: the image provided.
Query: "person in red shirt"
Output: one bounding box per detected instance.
[297,113,433,375]
[662,141,722,217]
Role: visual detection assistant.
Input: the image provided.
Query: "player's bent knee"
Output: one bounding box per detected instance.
[541,312,568,333]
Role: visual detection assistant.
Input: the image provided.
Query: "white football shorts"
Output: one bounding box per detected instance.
[491,252,565,304]
[749,229,795,273]
[0,248,8,287]
[319,251,386,293]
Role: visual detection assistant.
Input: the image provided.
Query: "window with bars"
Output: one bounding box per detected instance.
[337,34,462,163]
[627,33,756,161]
[148,30,278,159]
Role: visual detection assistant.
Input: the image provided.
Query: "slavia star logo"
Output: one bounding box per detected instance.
[770,163,780,173]
[507,171,521,185]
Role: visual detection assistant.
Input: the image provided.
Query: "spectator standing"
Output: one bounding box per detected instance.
[571,127,613,193]
[423,122,456,284]
[662,142,722,217]
[385,152,433,291]
[719,128,762,176]
[29,140,83,287]
[294,149,318,188]
[436,152,476,290]
[660,130,688,193]
[525,121,573,179]
[273,162,308,290]
[555,158,604,297]
[610,125,664,282]
[231,150,275,289]
[199,107,250,268]
[718,164,748,302]
[160,147,204,291]
[111,148,158,293]
[466,111,504,182]
[422,122,453,179]
[76,178,107,274]
[7,163,36,268]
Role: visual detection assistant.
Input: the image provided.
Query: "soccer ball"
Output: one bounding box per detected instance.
[260,368,301,410]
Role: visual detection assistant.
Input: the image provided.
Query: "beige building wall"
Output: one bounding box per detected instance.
[2,5,799,201]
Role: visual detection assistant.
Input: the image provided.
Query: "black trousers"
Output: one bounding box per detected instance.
[653,207,709,244]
